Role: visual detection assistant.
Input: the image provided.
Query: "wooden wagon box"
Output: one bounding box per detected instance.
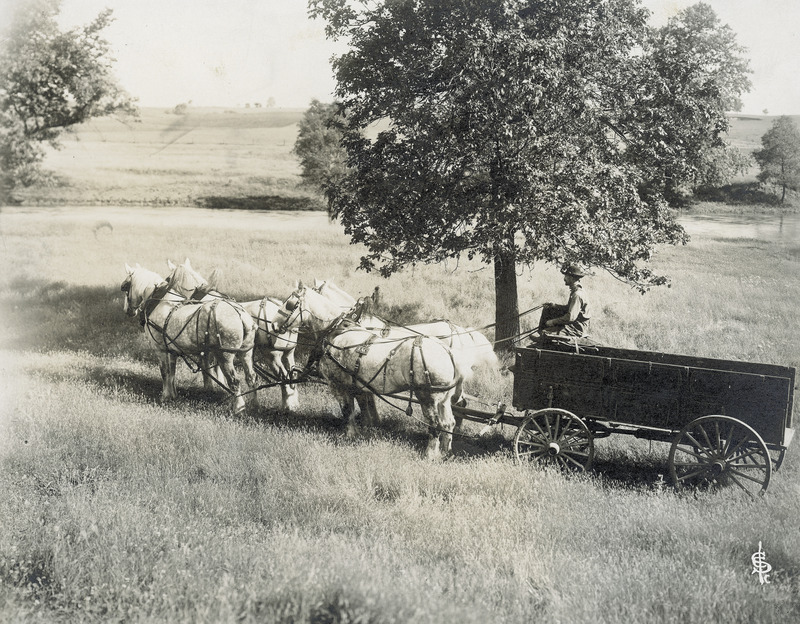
[512,345,795,450]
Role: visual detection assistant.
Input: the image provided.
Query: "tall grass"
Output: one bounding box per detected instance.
[0,207,799,623]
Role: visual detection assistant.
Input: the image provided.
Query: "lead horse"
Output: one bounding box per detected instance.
[122,264,257,414]
[165,259,300,411]
[280,283,467,459]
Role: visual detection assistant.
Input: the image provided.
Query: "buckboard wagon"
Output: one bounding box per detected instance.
[433,342,795,496]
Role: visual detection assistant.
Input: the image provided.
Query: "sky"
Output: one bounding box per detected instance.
[6,0,800,113]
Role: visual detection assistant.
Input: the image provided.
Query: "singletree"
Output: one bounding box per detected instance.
[309,0,752,347]
[0,0,137,204]
[293,99,349,215]
[753,116,800,203]
[630,2,752,204]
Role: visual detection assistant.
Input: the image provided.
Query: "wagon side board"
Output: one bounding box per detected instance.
[512,347,795,448]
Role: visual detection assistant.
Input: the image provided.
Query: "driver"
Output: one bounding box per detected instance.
[535,263,592,339]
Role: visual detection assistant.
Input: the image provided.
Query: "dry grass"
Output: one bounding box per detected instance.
[0,206,798,623]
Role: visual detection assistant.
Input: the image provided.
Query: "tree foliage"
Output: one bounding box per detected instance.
[753,116,800,203]
[0,0,137,203]
[293,99,349,213]
[630,2,752,204]
[309,0,750,345]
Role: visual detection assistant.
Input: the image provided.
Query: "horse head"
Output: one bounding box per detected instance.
[276,282,343,335]
[313,279,357,310]
[166,258,214,300]
[122,264,165,318]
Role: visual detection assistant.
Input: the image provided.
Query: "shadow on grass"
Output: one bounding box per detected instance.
[1,277,142,357]
[3,278,670,486]
[196,195,325,211]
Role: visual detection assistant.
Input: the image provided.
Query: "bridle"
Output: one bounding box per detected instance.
[121,276,134,316]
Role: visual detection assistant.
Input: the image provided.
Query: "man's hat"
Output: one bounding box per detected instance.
[561,263,592,278]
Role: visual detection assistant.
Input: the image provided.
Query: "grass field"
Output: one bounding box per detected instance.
[1,107,799,622]
[0,203,799,623]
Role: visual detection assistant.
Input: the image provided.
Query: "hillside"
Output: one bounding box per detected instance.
[13,107,799,208]
[16,107,320,209]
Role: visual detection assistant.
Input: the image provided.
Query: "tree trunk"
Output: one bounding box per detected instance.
[493,249,520,354]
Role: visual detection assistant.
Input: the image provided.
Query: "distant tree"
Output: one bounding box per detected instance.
[0,0,137,204]
[625,2,752,205]
[753,116,800,203]
[293,99,348,215]
[172,102,189,115]
[310,0,695,347]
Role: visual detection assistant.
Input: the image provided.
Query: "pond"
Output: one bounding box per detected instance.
[678,212,800,245]
[5,205,800,245]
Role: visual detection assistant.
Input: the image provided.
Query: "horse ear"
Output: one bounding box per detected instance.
[207,268,219,288]
[297,280,305,290]
[314,278,324,288]
[183,258,191,267]
[167,259,176,270]
[125,263,134,274]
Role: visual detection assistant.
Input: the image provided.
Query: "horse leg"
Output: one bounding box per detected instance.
[281,349,300,412]
[238,348,258,411]
[451,378,466,434]
[159,351,178,402]
[355,393,379,428]
[366,394,380,424]
[331,387,358,437]
[264,350,298,412]
[419,394,455,460]
[217,353,245,416]
[437,392,457,457]
[201,352,218,394]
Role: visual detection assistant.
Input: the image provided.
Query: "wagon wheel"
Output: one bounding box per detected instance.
[514,408,594,472]
[668,415,772,496]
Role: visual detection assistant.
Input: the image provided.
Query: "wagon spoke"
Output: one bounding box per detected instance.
[695,425,718,454]
[518,442,548,455]
[543,414,554,439]
[562,452,589,470]
[674,466,712,482]
[726,466,769,485]
[723,434,750,458]
[529,418,549,439]
[726,472,759,497]
[713,420,722,451]
[727,446,764,464]
[673,443,707,461]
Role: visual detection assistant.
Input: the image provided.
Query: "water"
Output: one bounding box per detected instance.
[2,205,332,232]
[678,212,800,244]
[5,205,800,245]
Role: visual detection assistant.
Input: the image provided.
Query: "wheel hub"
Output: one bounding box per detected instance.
[710,460,726,477]
[548,442,561,456]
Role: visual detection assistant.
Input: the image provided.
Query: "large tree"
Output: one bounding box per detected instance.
[753,116,800,204]
[309,0,748,347]
[0,0,137,203]
[627,2,752,204]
